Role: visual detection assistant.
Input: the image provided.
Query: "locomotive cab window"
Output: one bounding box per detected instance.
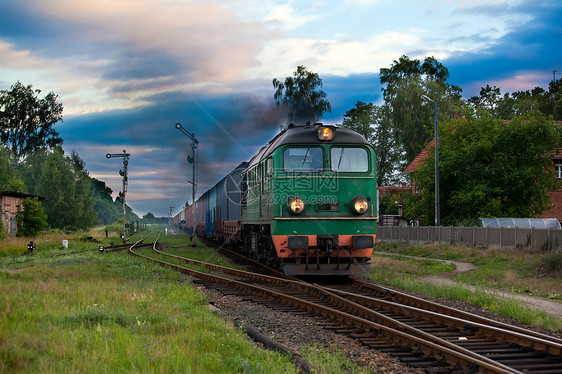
[330,147,369,172]
[283,147,323,172]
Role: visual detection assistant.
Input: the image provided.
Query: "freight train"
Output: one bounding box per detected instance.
[173,123,377,275]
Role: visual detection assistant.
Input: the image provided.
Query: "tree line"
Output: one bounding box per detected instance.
[273,59,562,225]
[2,58,561,235]
[0,82,138,237]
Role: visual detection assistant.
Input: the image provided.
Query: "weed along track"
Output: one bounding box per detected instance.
[124,236,562,374]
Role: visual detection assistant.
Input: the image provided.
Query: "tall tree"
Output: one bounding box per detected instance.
[69,151,97,229]
[408,111,562,225]
[341,101,375,141]
[273,65,332,124]
[91,178,122,225]
[38,148,73,229]
[37,148,97,231]
[0,81,63,158]
[379,55,463,164]
[467,84,502,114]
[380,55,451,88]
[0,147,26,191]
[547,77,562,120]
[15,148,48,195]
[468,78,562,120]
[114,196,139,222]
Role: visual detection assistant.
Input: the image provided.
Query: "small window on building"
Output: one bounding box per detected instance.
[555,159,562,179]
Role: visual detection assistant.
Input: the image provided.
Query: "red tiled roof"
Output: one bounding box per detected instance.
[403,139,434,174]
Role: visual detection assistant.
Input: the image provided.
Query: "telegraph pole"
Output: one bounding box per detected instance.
[175,123,199,247]
[106,150,131,242]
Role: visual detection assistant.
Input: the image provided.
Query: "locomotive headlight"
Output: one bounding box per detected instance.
[288,198,305,214]
[352,197,368,214]
[317,126,334,141]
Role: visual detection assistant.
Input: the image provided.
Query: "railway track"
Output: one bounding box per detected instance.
[0,238,153,270]
[319,281,562,373]
[328,279,562,345]
[127,235,562,373]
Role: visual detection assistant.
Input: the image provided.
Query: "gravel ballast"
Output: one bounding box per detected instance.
[199,285,427,374]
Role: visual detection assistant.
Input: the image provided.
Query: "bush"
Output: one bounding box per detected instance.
[17,197,48,237]
[542,252,562,273]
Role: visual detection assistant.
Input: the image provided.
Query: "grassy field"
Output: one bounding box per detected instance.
[3,227,560,373]
[369,241,562,331]
[0,226,373,374]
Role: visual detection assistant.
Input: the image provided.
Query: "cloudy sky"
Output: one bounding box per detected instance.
[1,0,560,217]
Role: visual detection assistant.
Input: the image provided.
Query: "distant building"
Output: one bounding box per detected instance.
[378,184,413,197]
[0,191,44,237]
[402,138,435,191]
[377,183,413,226]
[403,138,562,223]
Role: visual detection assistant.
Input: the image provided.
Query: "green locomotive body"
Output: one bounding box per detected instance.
[241,123,377,275]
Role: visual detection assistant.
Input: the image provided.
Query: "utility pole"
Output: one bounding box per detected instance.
[421,95,440,226]
[169,206,175,226]
[554,71,557,120]
[175,123,199,247]
[106,150,130,242]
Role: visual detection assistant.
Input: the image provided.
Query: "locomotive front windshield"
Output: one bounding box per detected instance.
[283,147,323,172]
[330,147,369,172]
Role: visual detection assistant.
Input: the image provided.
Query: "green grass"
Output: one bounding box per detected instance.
[0,225,127,258]
[370,242,562,331]
[0,227,299,373]
[299,343,372,374]
[157,234,241,270]
[0,226,376,373]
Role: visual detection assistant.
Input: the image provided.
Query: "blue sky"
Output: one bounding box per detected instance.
[1,0,560,217]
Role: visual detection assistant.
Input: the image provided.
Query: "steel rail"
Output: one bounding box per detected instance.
[351,280,562,347]
[132,244,520,373]
[322,285,562,357]
[151,245,554,362]
[198,238,299,281]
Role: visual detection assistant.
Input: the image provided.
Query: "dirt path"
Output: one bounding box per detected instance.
[372,252,562,320]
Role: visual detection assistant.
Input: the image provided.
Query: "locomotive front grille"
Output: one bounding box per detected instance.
[316,203,339,211]
[287,236,309,249]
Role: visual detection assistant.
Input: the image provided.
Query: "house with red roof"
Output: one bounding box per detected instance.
[402,138,562,223]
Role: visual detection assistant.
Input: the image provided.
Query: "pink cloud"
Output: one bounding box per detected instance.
[488,71,552,92]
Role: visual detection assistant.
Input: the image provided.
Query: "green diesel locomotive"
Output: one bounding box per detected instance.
[176,122,377,276]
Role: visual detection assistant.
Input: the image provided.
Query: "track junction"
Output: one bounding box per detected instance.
[118,233,562,374]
